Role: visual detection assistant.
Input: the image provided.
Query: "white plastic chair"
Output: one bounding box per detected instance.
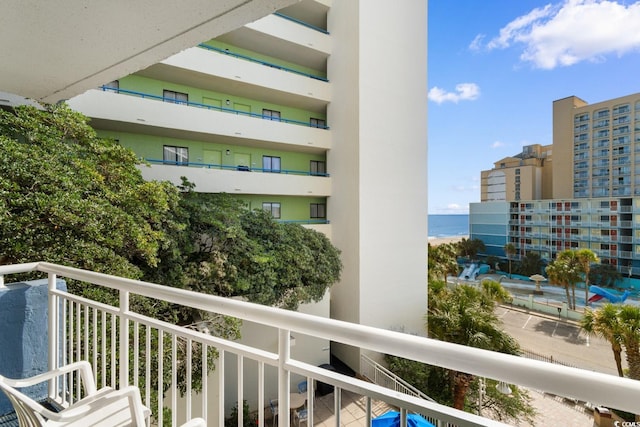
[0,361,150,427]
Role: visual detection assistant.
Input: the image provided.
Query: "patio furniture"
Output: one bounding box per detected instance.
[0,361,150,427]
[293,408,307,427]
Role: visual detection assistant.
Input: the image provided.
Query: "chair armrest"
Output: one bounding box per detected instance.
[1,361,97,395]
[45,386,149,425]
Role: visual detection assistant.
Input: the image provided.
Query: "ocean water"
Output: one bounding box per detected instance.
[428,214,469,238]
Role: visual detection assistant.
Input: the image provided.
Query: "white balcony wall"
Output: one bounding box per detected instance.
[247,14,331,55]
[68,90,331,150]
[139,164,331,197]
[162,48,330,103]
[302,223,331,237]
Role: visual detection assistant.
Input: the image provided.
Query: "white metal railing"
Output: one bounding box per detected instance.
[2,262,640,426]
[360,354,433,402]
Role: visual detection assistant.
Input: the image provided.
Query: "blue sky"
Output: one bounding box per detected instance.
[428,0,640,214]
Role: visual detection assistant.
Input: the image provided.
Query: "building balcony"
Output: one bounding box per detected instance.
[217,13,330,75]
[67,89,331,152]
[2,262,639,426]
[139,45,330,114]
[138,162,331,197]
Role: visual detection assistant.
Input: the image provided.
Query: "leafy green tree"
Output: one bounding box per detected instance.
[456,238,485,260]
[581,304,624,377]
[0,104,181,280]
[575,249,599,306]
[145,185,342,310]
[546,250,582,310]
[503,243,517,278]
[582,304,640,421]
[590,264,622,288]
[428,242,459,282]
[618,305,640,382]
[518,251,545,277]
[426,282,521,410]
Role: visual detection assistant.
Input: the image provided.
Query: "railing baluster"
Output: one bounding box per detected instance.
[145,325,151,409]
[47,273,57,399]
[238,355,243,427]
[218,350,225,427]
[201,343,208,422]
[186,337,192,420]
[119,290,130,388]
[101,310,106,389]
[76,302,81,399]
[133,321,139,391]
[334,387,341,427]
[158,330,164,426]
[258,361,264,427]
[111,313,116,388]
[92,307,98,381]
[172,334,178,427]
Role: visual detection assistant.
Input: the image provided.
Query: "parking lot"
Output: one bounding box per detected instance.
[496,305,624,376]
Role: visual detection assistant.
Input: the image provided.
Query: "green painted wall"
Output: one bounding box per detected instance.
[202,39,327,79]
[98,131,326,173]
[233,195,327,221]
[118,75,326,125]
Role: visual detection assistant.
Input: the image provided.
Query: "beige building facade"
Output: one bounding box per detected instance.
[480,144,552,202]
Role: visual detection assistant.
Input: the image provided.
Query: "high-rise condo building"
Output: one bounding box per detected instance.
[471,93,640,281]
[68,1,429,370]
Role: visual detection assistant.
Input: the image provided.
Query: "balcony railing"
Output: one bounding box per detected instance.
[144,159,330,177]
[98,86,330,130]
[197,44,328,82]
[2,262,640,427]
[273,12,329,34]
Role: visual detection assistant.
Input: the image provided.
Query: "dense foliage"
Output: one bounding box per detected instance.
[582,304,640,421]
[546,249,598,309]
[386,280,533,424]
[0,104,342,311]
[0,104,181,278]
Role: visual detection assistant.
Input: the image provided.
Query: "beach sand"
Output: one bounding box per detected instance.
[428,235,468,246]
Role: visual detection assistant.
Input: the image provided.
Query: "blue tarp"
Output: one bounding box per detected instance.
[372,411,435,427]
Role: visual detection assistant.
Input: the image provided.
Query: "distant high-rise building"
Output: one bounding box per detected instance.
[471,93,640,279]
[480,144,553,202]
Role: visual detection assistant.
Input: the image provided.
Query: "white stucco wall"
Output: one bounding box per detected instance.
[327,0,428,369]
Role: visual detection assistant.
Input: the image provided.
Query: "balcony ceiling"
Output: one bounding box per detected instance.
[0,0,298,104]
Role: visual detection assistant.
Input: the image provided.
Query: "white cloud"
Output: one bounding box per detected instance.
[476,0,640,69]
[428,83,480,104]
[491,141,506,149]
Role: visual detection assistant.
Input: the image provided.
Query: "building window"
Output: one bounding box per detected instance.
[163,90,188,104]
[310,118,326,128]
[310,160,326,176]
[310,203,326,219]
[262,156,281,173]
[262,202,281,218]
[163,145,188,164]
[515,168,520,175]
[262,109,281,121]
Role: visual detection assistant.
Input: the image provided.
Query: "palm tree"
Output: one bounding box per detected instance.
[427,283,519,410]
[575,249,599,306]
[546,252,581,310]
[618,305,640,382]
[504,243,516,279]
[581,304,624,377]
[428,242,459,282]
